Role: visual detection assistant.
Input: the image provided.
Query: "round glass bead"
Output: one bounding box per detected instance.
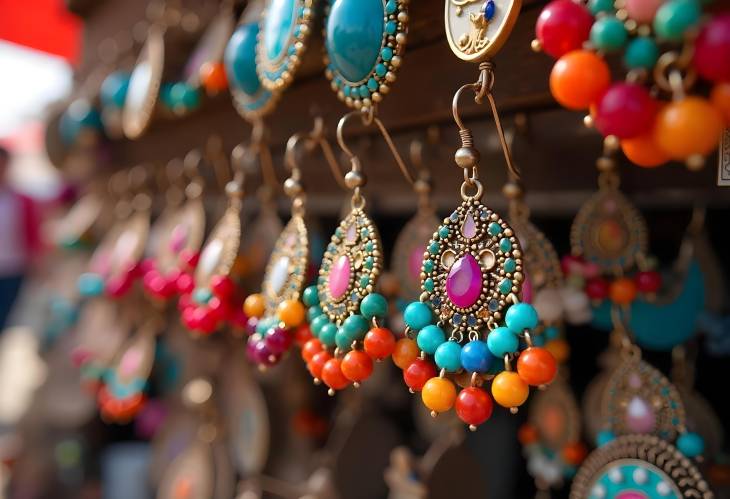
[319,323,338,347]
[590,16,628,52]
[535,0,594,58]
[460,340,492,373]
[588,0,614,15]
[434,341,462,372]
[417,324,446,355]
[307,305,324,322]
[342,314,369,339]
[677,432,704,457]
[653,0,701,42]
[404,301,433,330]
[487,327,518,357]
[505,303,539,333]
[302,285,320,307]
[310,314,330,336]
[624,37,659,70]
[360,293,388,319]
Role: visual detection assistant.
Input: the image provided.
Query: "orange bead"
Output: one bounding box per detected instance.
[363,327,396,360]
[711,83,730,125]
[341,350,374,382]
[621,131,670,168]
[308,350,331,380]
[517,347,558,386]
[392,338,419,369]
[518,423,539,445]
[562,442,588,465]
[200,61,228,94]
[302,338,323,363]
[277,299,305,328]
[609,277,637,305]
[293,324,313,346]
[545,339,570,364]
[549,50,611,110]
[243,293,266,318]
[421,377,457,414]
[491,371,529,408]
[321,358,351,392]
[654,97,724,160]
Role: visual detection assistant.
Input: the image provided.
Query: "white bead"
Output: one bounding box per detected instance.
[533,289,564,323]
[560,286,589,313]
[608,468,623,483]
[591,484,606,498]
[656,481,671,496]
[269,256,290,295]
[633,467,648,485]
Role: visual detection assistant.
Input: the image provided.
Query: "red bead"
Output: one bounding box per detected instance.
[585,277,609,300]
[308,351,331,380]
[403,358,437,392]
[193,306,217,334]
[535,0,593,58]
[517,347,557,386]
[635,271,662,293]
[208,296,231,321]
[182,305,198,330]
[560,254,585,276]
[229,308,249,329]
[178,293,193,313]
[455,386,494,427]
[341,350,374,382]
[106,273,132,298]
[139,258,156,275]
[211,275,234,299]
[179,249,200,269]
[293,324,313,346]
[176,272,195,294]
[595,83,657,139]
[693,14,730,83]
[302,338,323,363]
[321,358,351,391]
[363,327,396,360]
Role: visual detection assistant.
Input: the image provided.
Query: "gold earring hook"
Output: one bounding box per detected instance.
[285,117,349,190]
[249,119,280,197]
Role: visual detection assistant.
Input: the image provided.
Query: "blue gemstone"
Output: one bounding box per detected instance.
[100,71,130,109]
[467,315,477,326]
[381,46,393,61]
[483,0,496,21]
[385,20,397,35]
[385,0,397,15]
[450,211,459,221]
[452,313,462,325]
[224,23,264,96]
[263,0,296,61]
[326,0,385,83]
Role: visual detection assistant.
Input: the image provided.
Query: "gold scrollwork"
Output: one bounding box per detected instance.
[452,0,492,55]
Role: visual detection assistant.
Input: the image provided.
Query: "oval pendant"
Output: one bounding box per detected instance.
[445,0,522,62]
[123,24,164,139]
[195,204,241,291]
[262,215,309,313]
[103,321,157,406]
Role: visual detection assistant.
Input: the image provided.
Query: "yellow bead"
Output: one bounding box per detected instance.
[545,339,570,364]
[278,299,306,328]
[421,377,457,413]
[243,293,266,318]
[491,371,529,408]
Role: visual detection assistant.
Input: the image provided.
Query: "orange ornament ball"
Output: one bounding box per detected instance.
[654,97,724,160]
[200,61,228,93]
[321,358,351,392]
[609,277,637,305]
[518,423,539,445]
[516,347,558,386]
[302,338,323,363]
[308,350,331,380]
[341,350,374,382]
[363,327,396,360]
[711,83,730,124]
[549,50,611,110]
[392,338,419,369]
[563,442,588,465]
[621,132,670,168]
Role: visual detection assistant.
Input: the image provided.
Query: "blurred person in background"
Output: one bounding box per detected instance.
[0,145,40,332]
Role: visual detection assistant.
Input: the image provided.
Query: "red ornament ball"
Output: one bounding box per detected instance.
[635,271,662,293]
[517,347,557,386]
[595,83,657,139]
[693,14,730,83]
[403,358,437,392]
[321,358,351,391]
[585,277,610,300]
[363,327,396,360]
[535,0,594,58]
[341,350,374,382]
[455,387,494,427]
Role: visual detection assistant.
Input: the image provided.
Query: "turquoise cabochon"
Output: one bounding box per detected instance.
[591,260,705,351]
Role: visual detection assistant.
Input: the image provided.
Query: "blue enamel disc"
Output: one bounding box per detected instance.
[324,0,408,110]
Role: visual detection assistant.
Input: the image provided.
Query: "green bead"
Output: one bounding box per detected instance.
[193,287,213,304]
[77,273,104,297]
[381,47,393,61]
[169,82,200,111]
[359,276,370,287]
[488,222,502,236]
[438,226,450,239]
[364,256,374,269]
[428,241,440,255]
[335,327,356,349]
[302,285,320,306]
[310,314,330,336]
[588,0,614,15]
[360,293,388,319]
[423,260,434,273]
[499,238,512,253]
[498,278,512,295]
[404,301,433,330]
[504,258,517,273]
[590,16,628,52]
[624,37,659,69]
[677,432,704,458]
[424,278,435,292]
[319,323,338,346]
[342,314,369,339]
[654,0,701,41]
[307,305,324,322]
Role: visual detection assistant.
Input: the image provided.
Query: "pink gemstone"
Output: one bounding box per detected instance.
[625,0,663,24]
[628,373,642,389]
[346,224,357,243]
[626,396,656,433]
[461,213,477,239]
[446,254,482,308]
[169,223,189,252]
[617,493,648,499]
[119,347,143,378]
[522,274,533,303]
[329,255,351,300]
[408,245,425,281]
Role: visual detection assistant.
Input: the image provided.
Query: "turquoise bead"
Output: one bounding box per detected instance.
[307,305,324,322]
[319,323,338,347]
[435,341,462,372]
[624,37,659,70]
[360,293,388,319]
[424,278,434,292]
[335,327,356,349]
[423,260,434,273]
[381,47,393,61]
[428,242,440,254]
[169,82,200,111]
[262,0,296,61]
[505,303,539,333]
[590,16,628,52]
[504,258,517,273]
[404,302,433,330]
[342,314,369,339]
[498,278,512,295]
[310,314,330,336]
[438,226,450,239]
[100,71,130,108]
[224,23,263,96]
[385,0,397,15]
[375,63,387,77]
[385,20,397,35]
[417,325,446,355]
[677,432,704,457]
[193,287,212,304]
[486,327,518,357]
[596,430,616,447]
[302,285,320,307]
[367,78,378,91]
[326,0,384,83]
[654,0,701,41]
[488,222,501,236]
[588,0,614,14]
[499,238,511,252]
[77,273,104,297]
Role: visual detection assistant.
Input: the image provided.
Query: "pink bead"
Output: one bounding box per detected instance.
[560,255,585,276]
[175,272,195,294]
[211,275,234,298]
[328,255,351,300]
[245,316,259,336]
[585,277,609,300]
[139,258,156,275]
[446,254,482,308]
[595,83,657,139]
[535,0,593,58]
[265,327,293,355]
[625,396,656,433]
[625,0,663,24]
[694,14,730,83]
[635,271,662,293]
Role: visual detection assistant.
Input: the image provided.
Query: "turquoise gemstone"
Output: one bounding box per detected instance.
[381,46,393,61]
[385,20,397,35]
[428,242,440,254]
[342,314,369,338]
[310,314,330,335]
[193,287,212,304]
[385,0,397,15]
[343,86,352,97]
[359,276,370,287]
[435,341,462,372]
[488,222,501,236]
[361,227,370,238]
[365,241,374,252]
[424,278,434,292]
[404,301,433,330]
[417,324,446,355]
[624,37,659,70]
[375,63,387,77]
[224,23,263,96]
[360,293,388,319]
[319,323,338,346]
[364,256,374,269]
[654,0,701,41]
[367,77,378,91]
[438,226,450,239]
[307,305,324,322]
[302,285,320,306]
[326,0,385,83]
[590,16,628,52]
[596,430,615,447]
[423,260,434,273]
[263,0,296,61]
[499,238,511,252]
[498,278,512,295]
[486,327,518,357]
[358,85,370,98]
[100,71,130,108]
[77,273,104,297]
[505,303,539,333]
[588,0,614,15]
[504,258,517,273]
[677,432,704,457]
